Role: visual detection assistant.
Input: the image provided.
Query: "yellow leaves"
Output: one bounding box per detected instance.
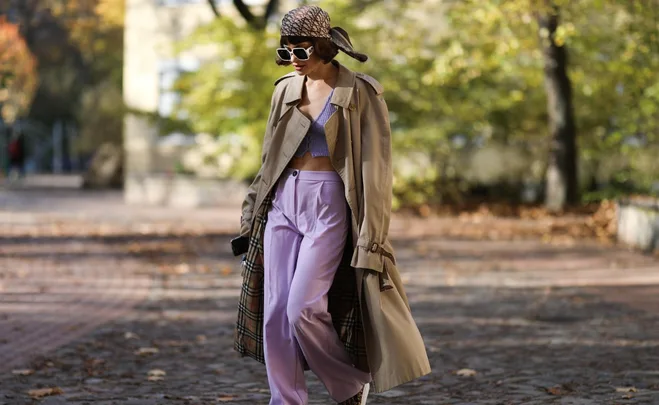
[0,17,37,123]
[96,0,126,28]
[554,23,576,47]
[40,0,123,75]
[539,27,551,39]
[510,90,525,102]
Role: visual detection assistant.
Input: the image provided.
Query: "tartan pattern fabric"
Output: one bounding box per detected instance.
[234,194,369,372]
[233,194,269,363]
[338,384,366,405]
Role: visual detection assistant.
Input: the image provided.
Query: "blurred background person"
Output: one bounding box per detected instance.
[7,124,26,181]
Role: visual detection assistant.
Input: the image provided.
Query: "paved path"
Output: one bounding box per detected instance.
[1,189,658,404]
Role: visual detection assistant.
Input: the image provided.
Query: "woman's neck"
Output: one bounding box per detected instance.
[306,61,338,86]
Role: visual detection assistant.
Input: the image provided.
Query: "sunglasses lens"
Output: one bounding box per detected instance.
[277,49,291,61]
[292,48,309,60]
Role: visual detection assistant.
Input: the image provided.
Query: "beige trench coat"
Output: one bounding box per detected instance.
[236,61,431,393]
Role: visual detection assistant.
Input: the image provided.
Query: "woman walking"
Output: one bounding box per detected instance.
[232,5,431,405]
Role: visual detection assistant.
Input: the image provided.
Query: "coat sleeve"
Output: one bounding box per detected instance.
[351,79,394,272]
[239,89,278,237]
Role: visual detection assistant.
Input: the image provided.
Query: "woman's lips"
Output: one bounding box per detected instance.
[294,65,305,71]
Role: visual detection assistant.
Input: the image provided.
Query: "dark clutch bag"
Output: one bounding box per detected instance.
[230,236,249,256]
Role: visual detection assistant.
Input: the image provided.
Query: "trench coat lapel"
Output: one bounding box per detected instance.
[278,63,355,160]
[325,64,355,159]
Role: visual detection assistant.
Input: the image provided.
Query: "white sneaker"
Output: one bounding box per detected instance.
[360,383,370,405]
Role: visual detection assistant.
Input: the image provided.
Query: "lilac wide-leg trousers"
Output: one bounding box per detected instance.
[263,169,371,405]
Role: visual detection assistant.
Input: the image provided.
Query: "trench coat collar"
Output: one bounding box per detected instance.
[282,61,356,109]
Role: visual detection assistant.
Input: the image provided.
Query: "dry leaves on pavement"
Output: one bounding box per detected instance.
[134,347,160,356]
[455,368,478,377]
[545,384,574,396]
[402,200,620,244]
[11,369,34,376]
[28,387,63,398]
[147,369,167,381]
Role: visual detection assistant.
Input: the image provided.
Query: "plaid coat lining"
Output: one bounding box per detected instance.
[234,194,369,372]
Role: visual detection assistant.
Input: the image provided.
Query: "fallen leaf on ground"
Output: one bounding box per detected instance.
[418,204,431,217]
[134,347,159,356]
[124,331,140,340]
[175,263,190,274]
[12,369,34,376]
[157,339,187,347]
[545,385,571,396]
[456,368,477,377]
[147,369,167,381]
[218,396,236,402]
[221,266,233,276]
[616,387,637,393]
[28,387,63,398]
[196,334,207,343]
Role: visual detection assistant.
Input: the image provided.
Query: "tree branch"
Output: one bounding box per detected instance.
[206,0,220,18]
[264,0,280,21]
[233,0,258,26]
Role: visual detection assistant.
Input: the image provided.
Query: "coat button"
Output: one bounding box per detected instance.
[292,170,298,177]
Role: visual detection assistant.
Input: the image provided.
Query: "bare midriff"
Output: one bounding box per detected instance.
[287,152,335,171]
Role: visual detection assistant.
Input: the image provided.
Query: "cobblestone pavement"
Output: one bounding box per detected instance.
[1,190,659,404]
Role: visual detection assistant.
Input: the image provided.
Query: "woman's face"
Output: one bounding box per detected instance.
[285,40,322,76]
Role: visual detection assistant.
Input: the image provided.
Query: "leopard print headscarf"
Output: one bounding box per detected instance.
[280,5,368,62]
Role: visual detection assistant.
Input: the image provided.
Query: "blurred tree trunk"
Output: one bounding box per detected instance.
[538,2,579,211]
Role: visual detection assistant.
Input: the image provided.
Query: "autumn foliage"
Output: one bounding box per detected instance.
[0,17,37,123]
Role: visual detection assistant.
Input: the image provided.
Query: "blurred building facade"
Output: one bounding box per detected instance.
[123,0,291,206]
[123,0,214,183]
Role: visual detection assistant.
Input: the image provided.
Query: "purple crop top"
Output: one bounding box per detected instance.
[294,90,337,158]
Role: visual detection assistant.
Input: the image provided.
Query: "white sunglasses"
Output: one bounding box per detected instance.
[276,45,314,61]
